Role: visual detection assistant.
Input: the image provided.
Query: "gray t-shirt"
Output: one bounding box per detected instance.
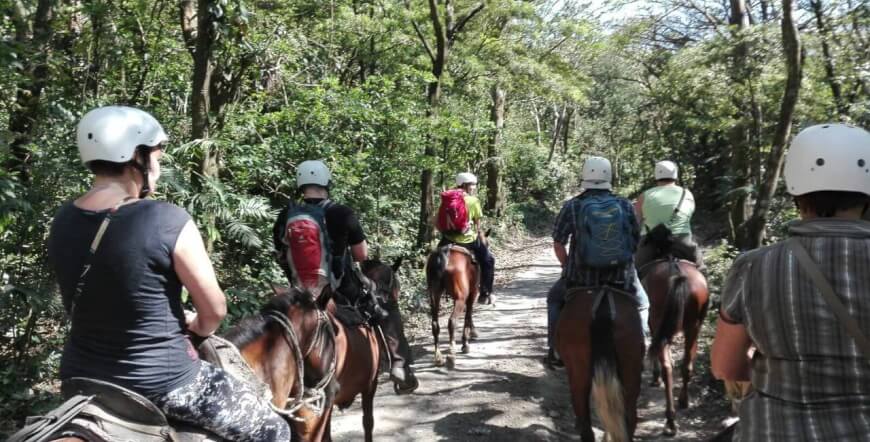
[48,199,199,397]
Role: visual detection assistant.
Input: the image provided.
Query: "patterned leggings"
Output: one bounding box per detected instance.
[150,361,292,441]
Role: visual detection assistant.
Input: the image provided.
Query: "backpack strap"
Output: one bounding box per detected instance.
[787,238,870,364]
[669,188,687,225]
[70,197,137,317]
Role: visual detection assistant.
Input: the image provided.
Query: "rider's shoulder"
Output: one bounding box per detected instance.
[140,200,191,223]
[730,241,784,272]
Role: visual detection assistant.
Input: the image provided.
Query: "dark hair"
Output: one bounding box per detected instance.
[86,160,131,176]
[85,145,161,177]
[656,178,677,184]
[300,184,329,193]
[794,191,870,217]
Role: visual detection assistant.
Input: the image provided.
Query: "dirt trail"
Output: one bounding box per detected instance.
[331,247,730,441]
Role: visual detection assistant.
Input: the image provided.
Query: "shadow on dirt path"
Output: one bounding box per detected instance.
[331,247,730,441]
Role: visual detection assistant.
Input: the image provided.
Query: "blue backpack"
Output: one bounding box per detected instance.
[572,193,636,268]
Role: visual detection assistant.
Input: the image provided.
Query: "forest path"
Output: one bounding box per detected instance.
[331,246,729,441]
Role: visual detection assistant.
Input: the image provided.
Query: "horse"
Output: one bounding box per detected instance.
[642,258,709,436]
[426,245,479,368]
[556,286,645,442]
[282,259,403,442]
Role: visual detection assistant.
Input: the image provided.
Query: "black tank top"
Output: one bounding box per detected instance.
[48,199,200,397]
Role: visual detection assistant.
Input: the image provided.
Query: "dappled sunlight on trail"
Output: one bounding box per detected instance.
[331,248,730,441]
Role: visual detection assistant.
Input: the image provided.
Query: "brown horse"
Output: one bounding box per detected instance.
[643,258,709,436]
[556,286,645,442]
[426,245,479,368]
[286,259,402,442]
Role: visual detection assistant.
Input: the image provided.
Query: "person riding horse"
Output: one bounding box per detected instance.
[634,160,704,273]
[273,160,418,393]
[47,106,291,440]
[546,156,650,368]
[435,172,496,305]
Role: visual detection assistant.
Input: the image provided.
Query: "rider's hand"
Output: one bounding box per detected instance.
[184,309,197,326]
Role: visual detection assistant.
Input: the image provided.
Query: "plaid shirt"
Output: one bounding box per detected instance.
[552,190,639,289]
[722,219,870,441]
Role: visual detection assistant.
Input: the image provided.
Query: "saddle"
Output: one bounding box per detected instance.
[443,243,477,264]
[7,377,221,442]
[8,337,270,442]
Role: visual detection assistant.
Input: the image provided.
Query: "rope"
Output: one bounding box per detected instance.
[264,309,338,422]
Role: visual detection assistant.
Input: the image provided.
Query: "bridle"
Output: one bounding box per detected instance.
[263,307,337,422]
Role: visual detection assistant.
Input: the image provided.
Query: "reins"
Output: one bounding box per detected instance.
[263,307,338,422]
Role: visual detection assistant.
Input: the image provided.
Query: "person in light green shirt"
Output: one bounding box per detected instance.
[437,172,496,304]
[634,160,704,272]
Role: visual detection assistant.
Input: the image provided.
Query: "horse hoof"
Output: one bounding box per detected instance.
[434,354,444,367]
[663,422,678,437]
[446,356,455,370]
[461,345,469,354]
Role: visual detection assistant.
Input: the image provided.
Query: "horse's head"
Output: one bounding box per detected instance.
[362,259,401,303]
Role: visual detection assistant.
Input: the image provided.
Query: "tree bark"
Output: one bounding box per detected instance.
[809,0,848,117]
[561,106,574,155]
[5,0,55,183]
[740,0,803,249]
[485,84,506,217]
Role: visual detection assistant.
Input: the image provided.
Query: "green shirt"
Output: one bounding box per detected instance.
[444,194,483,244]
[641,185,694,235]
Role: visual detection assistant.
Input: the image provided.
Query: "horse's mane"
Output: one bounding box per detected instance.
[360,259,384,274]
[223,288,316,348]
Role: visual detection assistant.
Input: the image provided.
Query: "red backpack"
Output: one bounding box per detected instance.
[281,200,334,297]
[436,190,470,234]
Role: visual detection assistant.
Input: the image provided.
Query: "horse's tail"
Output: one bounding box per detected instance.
[590,293,628,442]
[649,264,690,358]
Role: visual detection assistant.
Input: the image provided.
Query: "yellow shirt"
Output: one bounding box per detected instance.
[443,194,482,244]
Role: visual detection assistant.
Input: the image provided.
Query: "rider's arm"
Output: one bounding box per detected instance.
[711,312,752,381]
[554,242,568,267]
[350,240,368,262]
[634,194,644,227]
[174,220,227,336]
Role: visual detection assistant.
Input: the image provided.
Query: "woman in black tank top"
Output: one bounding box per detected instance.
[47,106,290,441]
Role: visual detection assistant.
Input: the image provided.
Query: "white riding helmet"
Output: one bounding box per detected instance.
[456,172,478,186]
[654,160,678,180]
[296,160,331,188]
[783,124,870,196]
[581,156,613,190]
[77,106,168,164]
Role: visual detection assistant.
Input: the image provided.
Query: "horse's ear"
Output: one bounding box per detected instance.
[485,228,493,237]
[391,257,404,273]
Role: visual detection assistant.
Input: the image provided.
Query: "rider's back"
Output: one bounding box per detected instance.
[722,218,870,440]
[48,199,199,397]
[641,185,694,234]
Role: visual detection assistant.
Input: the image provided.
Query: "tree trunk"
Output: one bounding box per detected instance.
[414,0,484,248]
[485,84,506,217]
[5,0,55,183]
[728,0,755,246]
[547,103,565,163]
[809,0,848,117]
[84,0,105,97]
[532,104,542,148]
[740,0,803,249]
[561,106,574,155]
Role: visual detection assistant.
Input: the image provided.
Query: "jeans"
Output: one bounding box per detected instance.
[547,268,650,351]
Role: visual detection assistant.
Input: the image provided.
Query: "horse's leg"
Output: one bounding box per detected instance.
[679,317,702,410]
[446,298,464,368]
[660,342,677,436]
[650,356,662,387]
[431,290,443,367]
[567,358,595,442]
[461,293,474,354]
[362,383,376,442]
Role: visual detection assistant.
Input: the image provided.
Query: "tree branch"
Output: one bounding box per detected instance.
[411,20,436,64]
[448,2,484,44]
